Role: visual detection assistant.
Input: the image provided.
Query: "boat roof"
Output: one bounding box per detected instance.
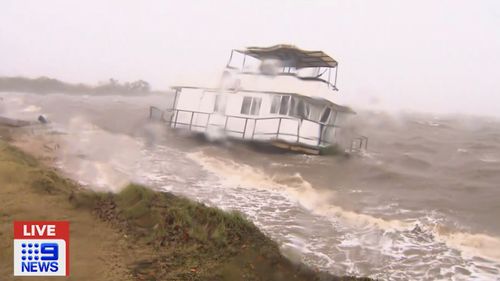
[235,44,338,69]
[299,95,355,114]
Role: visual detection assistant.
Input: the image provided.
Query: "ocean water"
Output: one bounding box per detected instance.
[3,92,500,280]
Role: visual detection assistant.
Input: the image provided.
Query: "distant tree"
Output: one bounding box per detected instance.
[129,80,150,92]
[109,78,119,86]
[0,76,151,95]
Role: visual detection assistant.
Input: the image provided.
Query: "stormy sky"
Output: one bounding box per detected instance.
[1,0,499,116]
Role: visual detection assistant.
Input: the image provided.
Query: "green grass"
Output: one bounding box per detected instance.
[71,183,270,250]
[69,185,372,280]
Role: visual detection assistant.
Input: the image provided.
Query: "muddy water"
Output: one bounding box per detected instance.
[3,92,500,280]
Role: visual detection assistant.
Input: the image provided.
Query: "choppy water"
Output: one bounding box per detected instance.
[2,92,500,280]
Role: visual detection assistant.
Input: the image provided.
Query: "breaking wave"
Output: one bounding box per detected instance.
[187,151,410,230]
[186,150,500,279]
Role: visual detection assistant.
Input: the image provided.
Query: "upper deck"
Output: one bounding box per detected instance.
[226,44,339,91]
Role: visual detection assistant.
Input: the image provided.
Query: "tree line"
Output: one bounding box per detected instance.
[0,76,152,95]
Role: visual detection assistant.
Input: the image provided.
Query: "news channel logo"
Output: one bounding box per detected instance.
[13,221,70,276]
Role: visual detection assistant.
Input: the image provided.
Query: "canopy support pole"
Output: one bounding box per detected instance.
[226,50,234,68]
[334,66,338,91]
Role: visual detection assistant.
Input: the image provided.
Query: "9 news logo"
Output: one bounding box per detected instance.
[13,221,69,276]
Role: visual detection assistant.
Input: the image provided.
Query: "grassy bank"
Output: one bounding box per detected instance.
[0,138,370,280]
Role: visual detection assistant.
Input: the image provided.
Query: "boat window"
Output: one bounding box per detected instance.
[279,96,290,115]
[296,99,309,119]
[308,104,322,121]
[241,96,262,116]
[270,95,280,114]
[288,98,295,116]
[288,97,310,119]
[270,95,295,116]
[250,97,262,115]
[320,107,331,123]
[241,97,252,115]
[329,110,337,124]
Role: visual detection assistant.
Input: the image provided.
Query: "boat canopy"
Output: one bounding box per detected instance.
[235,44,338,69]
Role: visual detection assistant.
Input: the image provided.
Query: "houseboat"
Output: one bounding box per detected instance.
[150,44,367,154]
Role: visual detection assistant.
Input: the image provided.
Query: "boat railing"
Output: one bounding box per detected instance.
[149,106,167,121]
[235,71,339,90]
[349,135,368,153]
[150,107,338,147]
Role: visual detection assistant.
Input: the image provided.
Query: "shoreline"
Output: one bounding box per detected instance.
[0,123,370,280]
